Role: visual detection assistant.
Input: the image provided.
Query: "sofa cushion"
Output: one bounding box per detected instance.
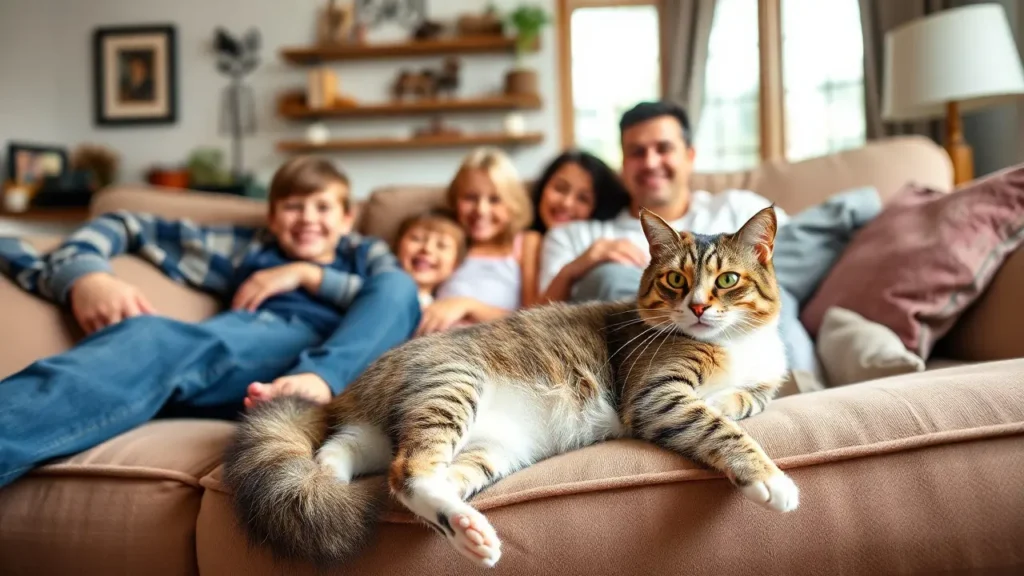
[195,360,1024,575]
[801,165,1024,359]
[0,419,235,576]
[354,185,448,247]
[817,306,925,387]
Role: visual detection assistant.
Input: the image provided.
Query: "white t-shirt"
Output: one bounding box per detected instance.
[538,189,788,293]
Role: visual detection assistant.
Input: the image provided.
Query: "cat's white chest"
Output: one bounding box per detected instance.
[703,324,788,396]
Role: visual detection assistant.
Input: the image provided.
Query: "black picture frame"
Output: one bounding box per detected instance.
[93,24,178,126]
[5,142,69,186]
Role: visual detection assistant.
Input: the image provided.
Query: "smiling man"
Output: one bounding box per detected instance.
[539,100,823,379]
[539,100,787,301]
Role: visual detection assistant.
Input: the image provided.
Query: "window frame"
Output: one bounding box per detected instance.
[556,0,790,165]
[557,0,667,150]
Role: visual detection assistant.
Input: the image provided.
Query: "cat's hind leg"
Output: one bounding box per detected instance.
[387,377,502,567]
[315,422,393,482]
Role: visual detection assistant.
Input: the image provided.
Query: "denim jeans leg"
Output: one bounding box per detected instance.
[0,311,320,489]
[776,287,823,380]
[176,311,323,407]
[286,270,421,394]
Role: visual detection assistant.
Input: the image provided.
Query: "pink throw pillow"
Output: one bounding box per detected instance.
[800,165,1024,359]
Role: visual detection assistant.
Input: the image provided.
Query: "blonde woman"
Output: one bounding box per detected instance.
[415,147,533,335]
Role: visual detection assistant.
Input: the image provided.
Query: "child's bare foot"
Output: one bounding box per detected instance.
[244,373,332,410]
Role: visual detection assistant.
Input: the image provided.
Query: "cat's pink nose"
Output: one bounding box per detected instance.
[690,304,707,317]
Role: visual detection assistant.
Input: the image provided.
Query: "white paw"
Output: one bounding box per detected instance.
[315,444,352,482]
[740,472,799,512]
[704,396,733,418]
[444,504,502,568]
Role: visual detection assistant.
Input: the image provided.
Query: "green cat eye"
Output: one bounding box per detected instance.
[665,271,687,289]
[716,272,740,289]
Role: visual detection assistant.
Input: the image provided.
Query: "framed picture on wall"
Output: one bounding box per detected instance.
[93,24,177,126]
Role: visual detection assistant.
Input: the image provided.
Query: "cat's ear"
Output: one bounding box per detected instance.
[640,207,681,258]
[735,205,777,265]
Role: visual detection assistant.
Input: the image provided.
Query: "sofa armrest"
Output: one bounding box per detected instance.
[90,185,268,226]
[939,246,1024,361]
[0,236,79,379]
[0,235,223,380]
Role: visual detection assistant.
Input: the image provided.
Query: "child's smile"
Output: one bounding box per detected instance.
[269,185,352,263]
[398,226,460,293]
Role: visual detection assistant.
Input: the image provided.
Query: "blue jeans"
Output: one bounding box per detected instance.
[570,263,821,377]
[0,271,419,488]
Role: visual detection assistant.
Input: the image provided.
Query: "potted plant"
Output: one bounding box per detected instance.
[504,4,550,96]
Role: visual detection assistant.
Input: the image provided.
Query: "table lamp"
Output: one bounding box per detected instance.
[882,4,1024,185]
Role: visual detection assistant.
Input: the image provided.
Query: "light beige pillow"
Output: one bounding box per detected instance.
[816,306,925,387]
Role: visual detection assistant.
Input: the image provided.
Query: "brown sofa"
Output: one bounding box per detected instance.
[1,136,1022,575]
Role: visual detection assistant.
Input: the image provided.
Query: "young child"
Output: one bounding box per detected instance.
[416,147,533,336]
[0,155,421,489]
[393,208,467,310]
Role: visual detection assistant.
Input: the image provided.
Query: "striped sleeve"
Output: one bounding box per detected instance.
[316,235,402,310]
[7,210,258,304]
[0,237,51,299]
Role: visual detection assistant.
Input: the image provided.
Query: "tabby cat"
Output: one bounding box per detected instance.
[223,206,797,569]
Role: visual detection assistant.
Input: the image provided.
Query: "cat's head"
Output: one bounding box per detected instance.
[637,206,781,342]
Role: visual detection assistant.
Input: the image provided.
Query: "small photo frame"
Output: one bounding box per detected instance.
[93,24,177,126]
[5,143,69,186]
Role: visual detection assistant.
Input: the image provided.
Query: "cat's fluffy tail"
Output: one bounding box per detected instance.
[222,395,385,567]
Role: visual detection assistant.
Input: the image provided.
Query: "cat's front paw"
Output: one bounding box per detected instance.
[705,394,744,420]
[740,472,799,512]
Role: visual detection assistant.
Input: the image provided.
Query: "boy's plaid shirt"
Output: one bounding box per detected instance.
[0,210,401,309]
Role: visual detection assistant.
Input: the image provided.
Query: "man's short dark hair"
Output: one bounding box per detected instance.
[619,100,692,146]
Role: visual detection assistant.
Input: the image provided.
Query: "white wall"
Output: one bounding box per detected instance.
[2,0,561,199]
[0,0,63,146]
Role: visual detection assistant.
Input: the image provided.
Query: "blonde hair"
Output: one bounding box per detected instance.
[268,155,351,213]
[446,147,532,245]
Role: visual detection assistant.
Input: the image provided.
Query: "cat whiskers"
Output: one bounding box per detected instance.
[600,316,674,373]
[644,321,676,380]
[604,316,654,333]
[624,320,674,385]
[607,308,670,316]
[604,307,675,333]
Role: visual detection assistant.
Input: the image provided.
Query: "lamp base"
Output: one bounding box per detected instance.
[945,101,974,186]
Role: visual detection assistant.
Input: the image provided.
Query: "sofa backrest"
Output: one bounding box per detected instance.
[356,135,953,246]
[90,135,952,248]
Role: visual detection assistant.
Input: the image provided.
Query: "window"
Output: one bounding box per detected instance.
[694,0,866,169]
[559,0,867,171]
[692,0,761,171]
[561,1,662,168]
[781,0,866,161]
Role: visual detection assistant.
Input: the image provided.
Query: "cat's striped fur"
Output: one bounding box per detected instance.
[223,206,797,569]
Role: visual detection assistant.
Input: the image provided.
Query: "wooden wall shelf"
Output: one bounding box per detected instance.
[280,94,542,119]
[278,132,544,153]
[280,35,535,63]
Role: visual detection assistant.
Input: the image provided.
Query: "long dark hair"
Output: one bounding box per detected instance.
[529,149,631,234]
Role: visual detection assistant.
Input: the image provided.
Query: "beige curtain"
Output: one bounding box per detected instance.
[860,0,965,140]
[661,0,717,137]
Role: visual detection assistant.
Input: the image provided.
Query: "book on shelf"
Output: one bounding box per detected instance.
[306,67,338,109]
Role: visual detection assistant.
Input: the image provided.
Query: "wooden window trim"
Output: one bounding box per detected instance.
[758,0,784,162]
[557,0,664,149]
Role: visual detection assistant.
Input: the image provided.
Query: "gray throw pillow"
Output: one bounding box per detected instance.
[773,186,882,306]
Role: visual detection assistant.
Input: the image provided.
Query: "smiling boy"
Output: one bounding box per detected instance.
[0,156,420,489]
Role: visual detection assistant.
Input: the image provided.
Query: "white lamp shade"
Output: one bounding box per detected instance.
[882,4,1024,121]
